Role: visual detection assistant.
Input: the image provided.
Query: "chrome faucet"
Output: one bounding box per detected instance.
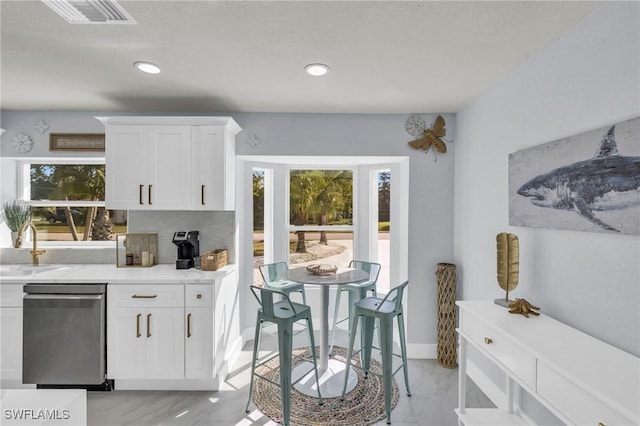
[17,222,46,265]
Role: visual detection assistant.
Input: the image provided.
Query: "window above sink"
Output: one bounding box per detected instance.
[14,158,127,246]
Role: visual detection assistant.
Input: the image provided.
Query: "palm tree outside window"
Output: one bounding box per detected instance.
[289,169,353,268]
[25,162,126,242]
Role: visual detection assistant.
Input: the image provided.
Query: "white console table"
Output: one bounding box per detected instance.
[456,301,639,426]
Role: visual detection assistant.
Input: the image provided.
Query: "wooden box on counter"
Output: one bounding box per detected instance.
[115,233,158,267]
[201,249,228,271]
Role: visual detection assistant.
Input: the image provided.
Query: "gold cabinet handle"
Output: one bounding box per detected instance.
[598,423,606,426]
[201,185,205,205]
[136,313,141,338]
[132,294,157,299]
[147,313,151,338]
[139,184,144,205]
[148,184,153,205]
[187,313,192,338]
[484,337,493,345]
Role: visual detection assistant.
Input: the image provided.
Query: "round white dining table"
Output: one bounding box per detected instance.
[286,266,368,398]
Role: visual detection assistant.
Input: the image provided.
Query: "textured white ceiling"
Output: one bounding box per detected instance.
[0,1,602,113]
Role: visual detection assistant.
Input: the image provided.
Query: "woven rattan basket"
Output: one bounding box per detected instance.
[436,262,458,368]
[201,249,228,271]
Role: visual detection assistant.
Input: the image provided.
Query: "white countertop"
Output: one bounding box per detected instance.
[0,264,235,284]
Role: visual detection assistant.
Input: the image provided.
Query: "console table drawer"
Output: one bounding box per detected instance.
[537,362,632,426]
[461,313,534,388]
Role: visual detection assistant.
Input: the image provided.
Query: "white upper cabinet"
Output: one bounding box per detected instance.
[98,116,241,211]
[190,125,236,210]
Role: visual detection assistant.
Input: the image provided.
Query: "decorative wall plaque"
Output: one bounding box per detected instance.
[34,120,49,135]
[245,133,261,148]
[11,132,33,154]
[49,133,105,151]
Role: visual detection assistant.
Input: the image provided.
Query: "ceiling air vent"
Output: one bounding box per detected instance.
[42,0,136,24]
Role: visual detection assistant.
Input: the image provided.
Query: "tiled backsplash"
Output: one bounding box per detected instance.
[128,210,235,265]
[0,211,235,265]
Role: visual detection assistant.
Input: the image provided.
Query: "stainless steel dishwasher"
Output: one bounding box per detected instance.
[23,283,110,389]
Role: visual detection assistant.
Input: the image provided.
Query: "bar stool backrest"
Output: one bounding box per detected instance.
[349,260,381,285]
[259,261,288,286]
[250,285,300,318]
[376,280,409,314]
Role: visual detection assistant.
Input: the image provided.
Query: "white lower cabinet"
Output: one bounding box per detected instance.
[185,307,213,379]
[146,308,185,378]
[107,273,239,390]
[108,282,185,380]
[109,307,184,379]
[1,306,22,380]
[0,283,27,387]
[185,284,213,379]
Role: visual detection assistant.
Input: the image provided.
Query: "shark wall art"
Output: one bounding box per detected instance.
[509,117,640,235]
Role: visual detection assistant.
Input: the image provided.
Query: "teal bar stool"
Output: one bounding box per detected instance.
[260,261,307,304]
[329,260,381,354]
[245,285,323,426]
[340,280,411,425]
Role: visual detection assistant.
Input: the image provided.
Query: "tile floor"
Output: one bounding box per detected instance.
[88,331,493,426]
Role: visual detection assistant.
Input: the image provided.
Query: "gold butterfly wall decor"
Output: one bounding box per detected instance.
[407,115,448,155]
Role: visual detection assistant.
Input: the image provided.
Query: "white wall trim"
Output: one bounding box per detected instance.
[407,343,437,359]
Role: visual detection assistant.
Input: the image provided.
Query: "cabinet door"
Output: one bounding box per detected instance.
[191,126,226,210]
[214,270,239,375]
[147,126,191,210]
[185,307,213,379]
[105,125,148,209]
[107,308,146,379]
[145,308,184,379]
[0,308,22,381]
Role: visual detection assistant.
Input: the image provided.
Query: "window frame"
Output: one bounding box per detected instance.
[286,166,356,258]
[287,166,355,229]
[240,155,409,302]
[16,157,117,247]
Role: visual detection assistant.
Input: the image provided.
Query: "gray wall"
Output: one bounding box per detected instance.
[455,2,639,423]
[0,110,455,350]
[455,0,639,356]
[234,112,456,348]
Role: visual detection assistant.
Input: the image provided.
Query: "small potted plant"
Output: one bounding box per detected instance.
[2,201,31,248]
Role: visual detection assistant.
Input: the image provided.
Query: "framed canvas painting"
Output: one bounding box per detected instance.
[509,117,639,235]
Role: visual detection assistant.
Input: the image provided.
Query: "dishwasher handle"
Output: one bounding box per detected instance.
[24,294,103,301]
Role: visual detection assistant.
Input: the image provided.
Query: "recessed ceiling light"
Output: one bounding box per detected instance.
[304,63,330,77]
[134,61,161,74]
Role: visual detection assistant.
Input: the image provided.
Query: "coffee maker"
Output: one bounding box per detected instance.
[172,231,200,269]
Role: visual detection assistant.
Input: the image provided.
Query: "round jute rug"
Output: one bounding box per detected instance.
[252,346,399,426]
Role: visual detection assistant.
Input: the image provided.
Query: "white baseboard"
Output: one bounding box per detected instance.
[407,343,436,359]
[114,379,220,391]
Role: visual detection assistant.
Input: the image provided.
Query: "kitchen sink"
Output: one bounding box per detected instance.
[16,265,64,273]
[0,269,32,277]
[0,265,67,277]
